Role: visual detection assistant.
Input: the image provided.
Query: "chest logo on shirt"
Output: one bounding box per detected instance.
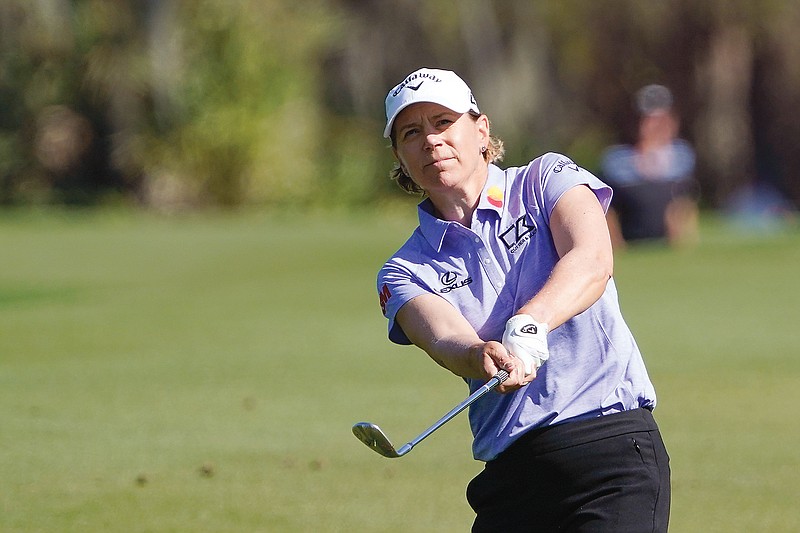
[439,271,472,293]
[500,215,537,253]
[486,186,503,208]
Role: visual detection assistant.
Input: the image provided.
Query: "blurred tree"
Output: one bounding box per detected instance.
[138,0,340,208]
[0,0,341,208]
[0,0,798,211]
[0,0,127,204]
[320,0,800,212]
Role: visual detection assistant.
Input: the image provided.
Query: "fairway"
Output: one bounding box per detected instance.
[1,209,798,532]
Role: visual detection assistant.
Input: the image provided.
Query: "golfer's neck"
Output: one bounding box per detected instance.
[429,174,486,227]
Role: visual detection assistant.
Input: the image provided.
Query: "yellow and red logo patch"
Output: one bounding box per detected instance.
[486,186,503,208]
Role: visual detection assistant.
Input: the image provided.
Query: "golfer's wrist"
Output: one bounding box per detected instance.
[513,310,550,333]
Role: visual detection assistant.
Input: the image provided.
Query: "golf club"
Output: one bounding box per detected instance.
[352,369,510,458]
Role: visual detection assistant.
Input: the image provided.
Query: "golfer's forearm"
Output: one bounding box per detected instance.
[395,295,487,379]
[518,248,611,330]
[522,184,613,329]
[424,336,486,379]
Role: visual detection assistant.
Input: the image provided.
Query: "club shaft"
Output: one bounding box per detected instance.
[401,370,509,454]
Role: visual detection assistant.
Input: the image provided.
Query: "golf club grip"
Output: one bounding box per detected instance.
[491,369,510,386]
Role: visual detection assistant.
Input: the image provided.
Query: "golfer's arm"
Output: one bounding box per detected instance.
[518,185,614,330]
[395,294,487,380]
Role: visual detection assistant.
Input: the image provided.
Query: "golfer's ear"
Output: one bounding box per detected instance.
[476,114,490,145]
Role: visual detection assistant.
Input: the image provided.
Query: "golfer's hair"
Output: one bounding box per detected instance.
[389,115,505,195]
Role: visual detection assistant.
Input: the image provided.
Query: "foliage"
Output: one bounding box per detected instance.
[1,1,799,209]
[142,1,342,207]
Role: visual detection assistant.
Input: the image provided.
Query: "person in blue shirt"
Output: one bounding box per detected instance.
[601,84,699,248]
[375,68,670,532]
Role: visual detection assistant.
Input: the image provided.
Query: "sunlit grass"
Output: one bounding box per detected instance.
[1,209,798,532]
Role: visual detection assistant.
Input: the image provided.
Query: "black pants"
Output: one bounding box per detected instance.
[467,409,670,532]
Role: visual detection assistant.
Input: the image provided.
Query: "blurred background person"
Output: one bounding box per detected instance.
[601,84,699,249]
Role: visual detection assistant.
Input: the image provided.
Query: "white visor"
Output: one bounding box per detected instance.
[384,68,480,138]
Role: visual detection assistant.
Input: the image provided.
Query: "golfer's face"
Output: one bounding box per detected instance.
[393,103,489,195]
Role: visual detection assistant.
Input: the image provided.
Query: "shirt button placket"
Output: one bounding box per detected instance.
[473,235,504,292]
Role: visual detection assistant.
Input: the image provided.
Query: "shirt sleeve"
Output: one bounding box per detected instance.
[534,153,613,223]
[377,257,429,345]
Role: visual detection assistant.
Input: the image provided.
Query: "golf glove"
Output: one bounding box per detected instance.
[502,314,549,376]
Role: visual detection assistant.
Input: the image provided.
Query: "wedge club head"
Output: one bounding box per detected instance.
[352,422,411,458]
[351,369,509,459]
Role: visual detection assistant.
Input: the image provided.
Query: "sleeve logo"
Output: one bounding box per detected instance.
[553,158,580,173]
[378,284,392,316]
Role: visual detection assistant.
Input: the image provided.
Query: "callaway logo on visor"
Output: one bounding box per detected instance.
[391,72,443,97]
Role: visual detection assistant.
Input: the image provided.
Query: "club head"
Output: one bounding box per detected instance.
[352,422,408,458]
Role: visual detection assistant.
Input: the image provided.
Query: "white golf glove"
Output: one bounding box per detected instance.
[502,314,549,376]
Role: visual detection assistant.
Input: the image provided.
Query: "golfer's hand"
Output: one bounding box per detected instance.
[475,341,530,393]
[502,314,549,376]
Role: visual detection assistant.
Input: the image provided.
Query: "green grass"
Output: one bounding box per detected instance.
[1,208,798,532]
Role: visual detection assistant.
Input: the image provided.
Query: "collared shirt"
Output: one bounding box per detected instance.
[377,153,657,461]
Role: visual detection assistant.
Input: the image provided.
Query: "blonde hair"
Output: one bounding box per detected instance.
[389,115,505,195]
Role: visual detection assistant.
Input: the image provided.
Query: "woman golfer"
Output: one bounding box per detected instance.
[376,68,670,532]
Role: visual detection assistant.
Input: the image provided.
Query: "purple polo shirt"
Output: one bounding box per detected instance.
[377,153,657,461]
